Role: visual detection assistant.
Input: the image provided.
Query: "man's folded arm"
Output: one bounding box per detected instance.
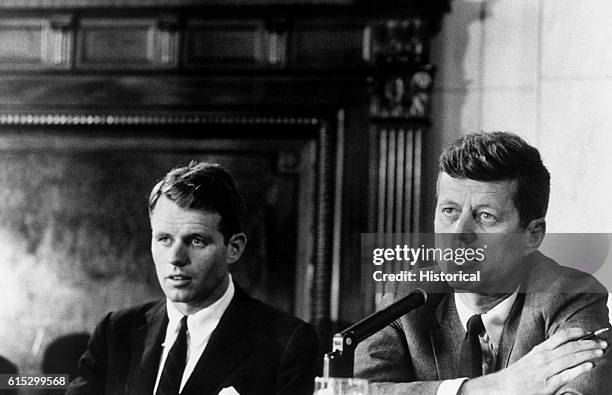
[354,319,443,395]
[547,289,612,395]
[459,289,610,395]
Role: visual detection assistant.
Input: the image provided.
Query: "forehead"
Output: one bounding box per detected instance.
[150,195,221,231]
[436,172,517,208]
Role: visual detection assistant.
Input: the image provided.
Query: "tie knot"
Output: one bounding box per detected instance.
[178,315,188,333]
[466,314,484,335]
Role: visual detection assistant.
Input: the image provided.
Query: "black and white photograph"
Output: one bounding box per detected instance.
[0,0,610,394]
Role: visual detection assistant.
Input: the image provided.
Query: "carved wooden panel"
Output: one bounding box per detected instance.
[184,19,264,68]
[292,20,365,67]
[369,69,434,119]
[0,16,72,70]
[76,17,178,69]
[372,126,422,234]
[365,19,430,64]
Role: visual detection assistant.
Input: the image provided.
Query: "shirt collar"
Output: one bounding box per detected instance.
[454,288,519,347]
[165,275,235,345]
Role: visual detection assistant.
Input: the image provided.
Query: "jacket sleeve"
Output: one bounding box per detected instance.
[66,313,111,395]
[274,322,319,395]
[548,289,612,395]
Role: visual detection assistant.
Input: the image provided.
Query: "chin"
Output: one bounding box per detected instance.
[164,289,192,303]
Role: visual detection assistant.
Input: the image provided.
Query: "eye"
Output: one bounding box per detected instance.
[190,237,207,248]
[157,236,172,246]
[441,207,459,218]
[476,211,498,224]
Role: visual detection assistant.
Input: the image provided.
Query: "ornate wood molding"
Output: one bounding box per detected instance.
[0,0,451,10]
[0,112,321,126]
[0,0,354,8]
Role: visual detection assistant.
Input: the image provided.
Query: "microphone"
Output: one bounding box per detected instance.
[323,288,427,378]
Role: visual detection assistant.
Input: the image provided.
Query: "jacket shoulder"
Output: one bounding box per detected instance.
[523,252,609,330]
[526,252,608,295]
[233,289,318,347]
[238,291,312,331]
[100,299,164,333]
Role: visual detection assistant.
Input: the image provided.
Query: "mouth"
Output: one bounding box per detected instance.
[166,274,192,286]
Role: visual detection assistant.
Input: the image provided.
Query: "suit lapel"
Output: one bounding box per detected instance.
[430,294,464,379]
[125,301,168,395]
[499,289,526,369]
[498,256,540,370]
[181,288,254,395]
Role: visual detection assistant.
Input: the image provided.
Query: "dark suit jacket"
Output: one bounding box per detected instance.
[68,286,318,395]
[355,251,612,394]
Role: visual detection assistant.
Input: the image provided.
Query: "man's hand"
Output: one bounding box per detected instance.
[460,328,607,395]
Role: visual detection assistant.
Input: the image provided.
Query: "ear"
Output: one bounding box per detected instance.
[525,218,546,252]
[225,233,247,264]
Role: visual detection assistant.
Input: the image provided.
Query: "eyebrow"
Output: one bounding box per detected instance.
[181,233,215,242]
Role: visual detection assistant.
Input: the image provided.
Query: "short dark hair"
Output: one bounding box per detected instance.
[148,161,245,241]
[439,131,550,227]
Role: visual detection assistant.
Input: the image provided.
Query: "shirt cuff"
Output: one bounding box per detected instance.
[436,378,469,395]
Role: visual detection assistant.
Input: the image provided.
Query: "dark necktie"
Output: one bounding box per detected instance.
[460,314,485,378]
[156,316,188,395]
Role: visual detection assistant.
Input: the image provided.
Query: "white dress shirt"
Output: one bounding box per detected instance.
[153,276,235,394]
[436,289,520,395]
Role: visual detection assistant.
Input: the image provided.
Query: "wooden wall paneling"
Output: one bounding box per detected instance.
[0,0,358,8]
[262,19,289,67]
[292,20,366,68]
[183,19,265,69]
[373,128,387,305]
[394,128,406,232]
[0,0,452,331]
[402,128,415,232]
[368,124,423,304]
[312,119,336,352]
[412,127,423,233]
[76,17,178,70]
[0,15,72,71]
[365,13,437,309]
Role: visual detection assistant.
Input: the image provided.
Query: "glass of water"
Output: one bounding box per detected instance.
[313,377,369,395]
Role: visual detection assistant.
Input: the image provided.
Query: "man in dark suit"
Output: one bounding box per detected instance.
[68,161,318,395]
[355,132,611,394]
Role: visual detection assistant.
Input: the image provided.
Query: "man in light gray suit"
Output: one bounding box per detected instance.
[355,132,611,395]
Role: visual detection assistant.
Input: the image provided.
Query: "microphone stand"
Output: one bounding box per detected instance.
[323,289,427,378]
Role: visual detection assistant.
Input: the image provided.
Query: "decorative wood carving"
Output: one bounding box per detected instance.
[369,69,434,119]
[0,112,320,126]
[365,18,434,311]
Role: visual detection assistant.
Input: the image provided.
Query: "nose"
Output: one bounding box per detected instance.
[453,212,477,244]
[168,243,189,267]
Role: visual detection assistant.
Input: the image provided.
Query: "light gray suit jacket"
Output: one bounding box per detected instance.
[355,251,612,394]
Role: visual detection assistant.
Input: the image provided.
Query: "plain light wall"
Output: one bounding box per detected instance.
[425,0,612,321]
